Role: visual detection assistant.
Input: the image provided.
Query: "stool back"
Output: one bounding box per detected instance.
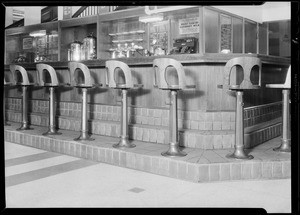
[265,66,291,89]
[69,62,94,87]
[9,65,32,86]
[153,58,187,90]
[284,66,291,89]
[105,60,133,88]
[4,69,15,86]
[222,57,262,90]
[36,63,59,87]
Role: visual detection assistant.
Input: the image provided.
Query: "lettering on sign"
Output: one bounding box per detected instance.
[179,17,199,35]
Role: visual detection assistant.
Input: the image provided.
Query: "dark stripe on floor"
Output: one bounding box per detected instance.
[5,152,62,167]
[5,159,98,187]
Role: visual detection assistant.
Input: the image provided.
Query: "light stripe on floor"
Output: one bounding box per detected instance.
[5,142,46,160]
[5,155,80,177]
[5,152,62,167]
[5,159,98,187]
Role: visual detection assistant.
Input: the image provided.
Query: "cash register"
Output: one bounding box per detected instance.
[170,37,198,54]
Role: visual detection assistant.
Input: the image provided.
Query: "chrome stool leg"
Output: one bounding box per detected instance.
[4,87,10,126]
[273,89,291,152]
[17,86,32,130]
[113,89,135,148]
[43,87,61,135]
[226,90,253,160]
[74,88,94,141]
[162,90,187,157]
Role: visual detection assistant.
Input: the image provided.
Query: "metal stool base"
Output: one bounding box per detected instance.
[113,138,136,149]
[74,133,95,141]
[43,130,62,136]
[16,126,33,131]
[161,151,187,157]
[161,144,187,157]
[273,139,291,153]
[226,152,254,160]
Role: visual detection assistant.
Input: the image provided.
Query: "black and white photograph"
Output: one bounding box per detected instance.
[1,1,298,214]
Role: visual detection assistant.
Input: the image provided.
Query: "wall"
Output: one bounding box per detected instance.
[5,7,13,27]
[262,2,291,22]
[213,2,290,23]
[5,6,81,27]
[24,7,42,26]
[5,6,44,27]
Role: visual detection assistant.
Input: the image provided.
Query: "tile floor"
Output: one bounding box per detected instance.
[5,141,291,212]
[4,123,291,183]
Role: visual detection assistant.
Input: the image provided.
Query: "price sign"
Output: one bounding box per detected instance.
[23,37,33,50]
[179,17,199,35]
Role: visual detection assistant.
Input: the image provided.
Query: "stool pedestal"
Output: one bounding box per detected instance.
[113,89,136,148]
[226,90,253,160]
[162,90,187,157]
[17,86,32,131]
[274,89,291,152]
[3,86,10,126]
[43,87,61,136]
[74,87,94,141]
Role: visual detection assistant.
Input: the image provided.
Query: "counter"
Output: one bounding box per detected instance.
[4,53,290,111]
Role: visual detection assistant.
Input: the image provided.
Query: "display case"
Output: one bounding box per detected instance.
[4,6,291,65]
[59,15,98,61]
[5,21,59,64]
[97,7,149,59]
[99,17,147,59]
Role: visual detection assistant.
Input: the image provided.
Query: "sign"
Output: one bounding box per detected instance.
[63,6,72,20]
[220,24,232,50]
[220,15,232,51]
[179,17,199,35]
[22,37,33,50]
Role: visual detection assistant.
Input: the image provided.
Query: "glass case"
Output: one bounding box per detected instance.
[102,17,147,59]
[59,16,98,62]
[5,21,59,64]
[4,6,291,65]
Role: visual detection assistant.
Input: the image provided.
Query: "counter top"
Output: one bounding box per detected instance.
[4,53,291,70]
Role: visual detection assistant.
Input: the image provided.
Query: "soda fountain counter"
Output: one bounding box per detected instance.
[4,6,291,149]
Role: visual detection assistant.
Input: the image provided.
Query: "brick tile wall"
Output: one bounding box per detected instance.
[5,98,282,150]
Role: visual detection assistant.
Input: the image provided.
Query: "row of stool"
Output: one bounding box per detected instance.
[4,57,291,159]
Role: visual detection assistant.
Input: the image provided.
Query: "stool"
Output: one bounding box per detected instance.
[36,63,63,135]
[4,71,15,126]
[69,62,101,141]
[266,66,291,152]
[218,57,262,160]
[105,60,143,148]
[153,58,195,157]
[10,65,35,130]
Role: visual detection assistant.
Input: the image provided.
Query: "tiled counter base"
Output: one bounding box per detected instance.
[4,123,291,183]
[5,109,281,150]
